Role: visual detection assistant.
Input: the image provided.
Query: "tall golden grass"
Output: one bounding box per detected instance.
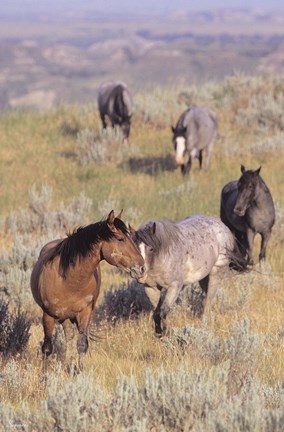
[0,74,284,429]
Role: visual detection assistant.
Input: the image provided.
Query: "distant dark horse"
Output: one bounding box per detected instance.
[171,105,218,175]
[97,81,133,143]
[220,165,275,265]
[131,215,247,337]
[30,211,145,371]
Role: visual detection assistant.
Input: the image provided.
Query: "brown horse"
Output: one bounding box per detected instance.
[30,210,146,371]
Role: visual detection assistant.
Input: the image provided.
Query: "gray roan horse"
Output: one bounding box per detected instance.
[97,80,133,143]
[131,214,246,336]
[30,211,146,371]
[171,105,218,175]
[220,165,275,265]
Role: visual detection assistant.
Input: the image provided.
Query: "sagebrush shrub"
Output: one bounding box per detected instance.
[0,300,31,357]
[94,280,152,325]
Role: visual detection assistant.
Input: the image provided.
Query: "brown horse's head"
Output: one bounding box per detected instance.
[101,210,146,281]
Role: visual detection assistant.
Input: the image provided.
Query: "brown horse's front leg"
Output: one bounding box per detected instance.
[62,319,76,370]
[76,305,93,371]
[42,312,56,374]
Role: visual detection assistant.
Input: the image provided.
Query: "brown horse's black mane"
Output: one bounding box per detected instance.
[48,218,128,278]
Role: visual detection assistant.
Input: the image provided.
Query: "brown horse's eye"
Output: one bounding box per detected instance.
[117,237,125,242]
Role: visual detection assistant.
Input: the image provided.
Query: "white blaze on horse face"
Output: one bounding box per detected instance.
[138,242,146,260]
[175,137,186,165]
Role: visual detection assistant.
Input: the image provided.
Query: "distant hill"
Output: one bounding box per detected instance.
[0,8,284,110]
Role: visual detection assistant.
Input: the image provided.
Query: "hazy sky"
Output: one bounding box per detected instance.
[4,0,284,15]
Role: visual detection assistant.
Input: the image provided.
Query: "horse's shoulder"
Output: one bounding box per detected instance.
[221,180,238,195]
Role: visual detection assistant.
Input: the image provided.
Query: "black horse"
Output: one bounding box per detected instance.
[220,165,275,265]
[97,80,133,143]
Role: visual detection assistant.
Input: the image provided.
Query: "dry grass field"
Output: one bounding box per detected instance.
[0,74,284,430]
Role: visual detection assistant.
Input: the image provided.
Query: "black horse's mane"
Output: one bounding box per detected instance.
[112,85,129,121]
[47,218,128,278]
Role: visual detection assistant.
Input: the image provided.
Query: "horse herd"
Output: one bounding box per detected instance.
[30,80,276,371]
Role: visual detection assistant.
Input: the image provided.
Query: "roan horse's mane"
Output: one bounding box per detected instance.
[136,220,184,255]
[47,218,128,278]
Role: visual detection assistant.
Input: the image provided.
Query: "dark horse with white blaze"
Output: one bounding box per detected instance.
[97,80,133,143]
[220,165,275,265]
[171,105,218,175]
[131,214,247,337]
[30,211,146,371]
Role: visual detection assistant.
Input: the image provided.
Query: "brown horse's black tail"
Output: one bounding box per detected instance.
[228,240,250,273]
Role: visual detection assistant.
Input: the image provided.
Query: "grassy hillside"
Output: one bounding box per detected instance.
[0,73,284,430]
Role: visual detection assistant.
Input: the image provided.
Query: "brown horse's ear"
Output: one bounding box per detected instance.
[116,209,123,220]
[152,222,156,235]
[107,210,115,228]
[254,166,261,176]
[241,164,246,174]
[128,224,136,235]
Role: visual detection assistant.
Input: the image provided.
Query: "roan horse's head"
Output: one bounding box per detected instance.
[101,210,146,281]
[171,125,188,165]
[234,165,261,217]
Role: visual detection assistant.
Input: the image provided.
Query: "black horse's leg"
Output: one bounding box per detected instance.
[259,230,271,262]
[42,312,56,374]
[100,113,107,129]
[198,150,203,169]
[246,228,255,266]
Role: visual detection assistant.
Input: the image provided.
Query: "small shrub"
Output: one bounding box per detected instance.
[94,280,152,325]
[0,300,31,357]
[76,127,134,165]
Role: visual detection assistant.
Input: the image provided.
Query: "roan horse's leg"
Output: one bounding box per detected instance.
[153,284,181,337]
[198,150,203,169]
[42,312,56,374]
[199,268,220,315]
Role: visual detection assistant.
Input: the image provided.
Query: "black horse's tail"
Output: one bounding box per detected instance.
[228,239,250,273]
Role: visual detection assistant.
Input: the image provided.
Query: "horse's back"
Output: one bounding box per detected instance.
[181,106,217,149]
[179,214,234,252]
[97,80,131,114]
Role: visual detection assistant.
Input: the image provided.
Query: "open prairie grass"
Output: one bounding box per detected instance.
[0,74,284,430]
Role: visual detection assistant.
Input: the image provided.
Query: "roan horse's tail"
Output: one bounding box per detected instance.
[228,239,250,272]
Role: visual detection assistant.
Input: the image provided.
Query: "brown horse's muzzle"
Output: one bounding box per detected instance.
[130,264,147,282]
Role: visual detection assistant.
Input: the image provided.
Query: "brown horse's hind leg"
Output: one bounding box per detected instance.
[42,312,56,374]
